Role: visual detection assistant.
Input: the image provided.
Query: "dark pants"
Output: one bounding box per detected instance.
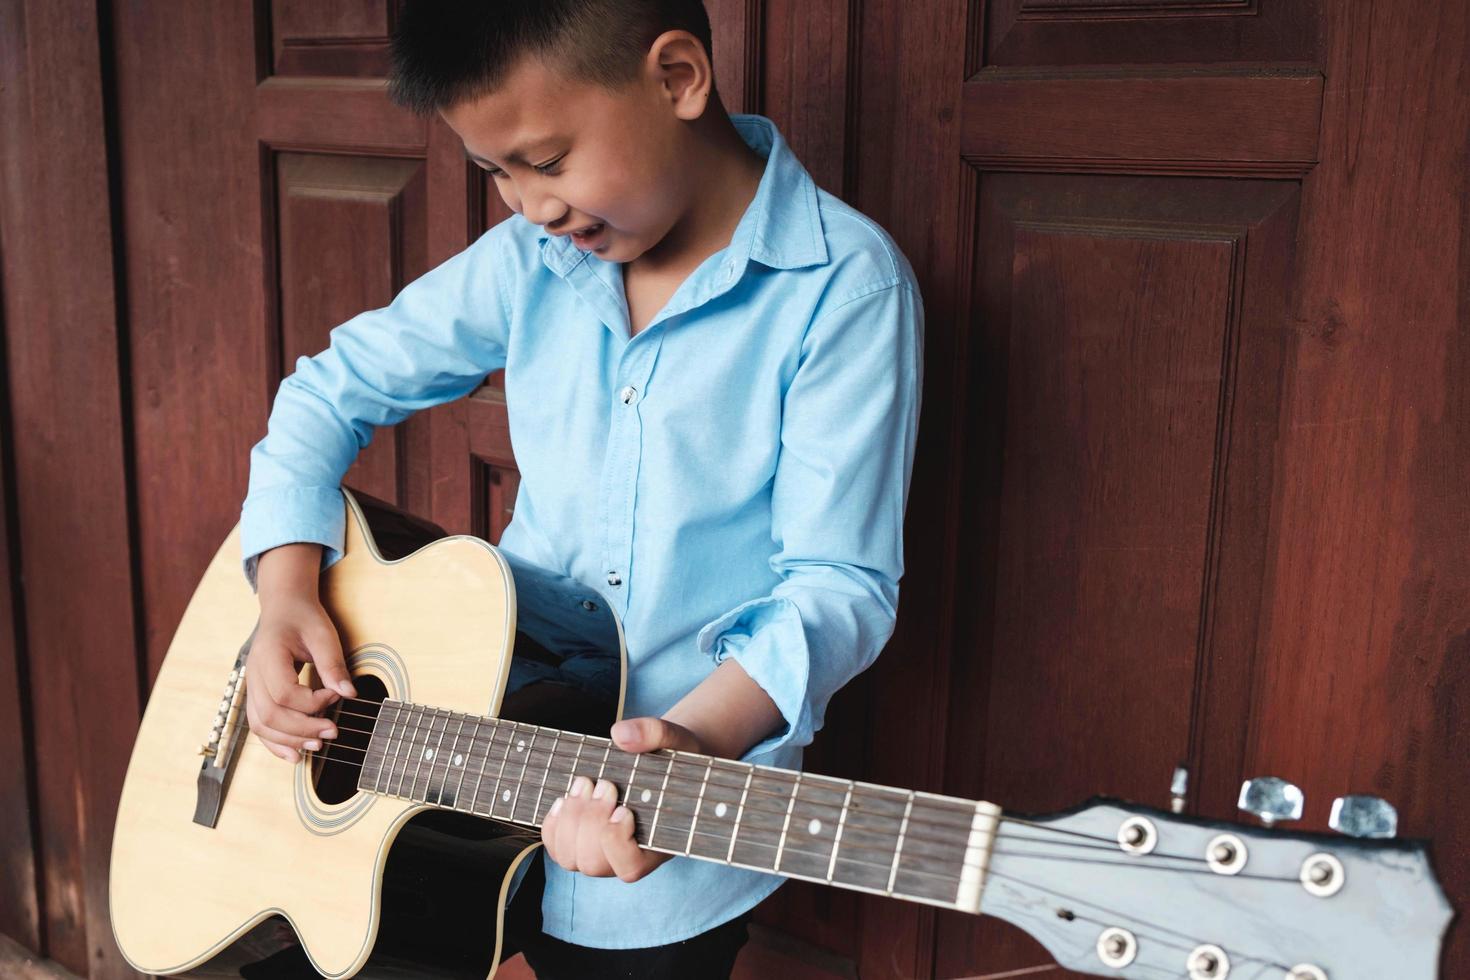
[517,913,751,980]
[506,856,753,980]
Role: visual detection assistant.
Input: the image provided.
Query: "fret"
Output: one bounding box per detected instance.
[405,703,435,799]
[361,701,397,794]
[453,717,481,811]
[421,709,453,805]
[595,740,611,782]
[826,780,854,882]
[886,791,916,894]
[436,714,466,808]
[467,718,497,816]
[625,752,642,809]
[773,773,802,871]
[727,768,797,871]
[683,757,714,855]
[530,729,560,823]
[385,703,413,798]
[775,774,848,881]
[644,752,676,846]
[566,733,588,794]
[507,726,539,822]
[674,759,745,861]
[646,753,701,852]
[891,793,988,906]
[488,721,518,820]
[726,766,755,863]
[830,784,906,891]
[391,705,426,799]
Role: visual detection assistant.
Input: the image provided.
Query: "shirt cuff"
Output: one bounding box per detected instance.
[696,595,811,760]
[239,486,347,592]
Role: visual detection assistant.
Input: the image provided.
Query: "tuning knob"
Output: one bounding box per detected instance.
[1329,794,1398,838]
[1237,777,1304,827]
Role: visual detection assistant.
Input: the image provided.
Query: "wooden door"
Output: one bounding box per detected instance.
[1,1,1466,979]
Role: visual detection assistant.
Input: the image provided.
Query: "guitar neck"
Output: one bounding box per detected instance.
[356,699,998,913]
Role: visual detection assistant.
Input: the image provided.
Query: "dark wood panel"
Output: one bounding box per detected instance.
[761,0,853,197]
[271,0,394,78]
[109,0,276,684]
[1244,0,1470,974]
[707,0,762,114]
[0,281,40,953]
[257,77,427,153]
[961,68,1323,176]
[274,152,428,506]
[846,0,977,976]
[984,223,1236,808]
[0,1,144,975]
[935,173,1302,976]
[987,0,1318,66]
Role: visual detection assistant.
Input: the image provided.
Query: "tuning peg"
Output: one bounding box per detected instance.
[1237,777,1304,827]
[1169,765,1189,814]
[1329,794,1398,838]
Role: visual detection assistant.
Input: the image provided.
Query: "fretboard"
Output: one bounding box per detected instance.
[355,699,998,912]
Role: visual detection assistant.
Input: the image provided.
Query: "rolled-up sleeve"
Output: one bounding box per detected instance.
[696,278,924,759]
[240,229,513,590]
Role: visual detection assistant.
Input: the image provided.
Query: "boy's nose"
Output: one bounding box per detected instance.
[520,194,568,229]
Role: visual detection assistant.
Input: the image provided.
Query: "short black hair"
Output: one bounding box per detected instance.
[388,1,715,117]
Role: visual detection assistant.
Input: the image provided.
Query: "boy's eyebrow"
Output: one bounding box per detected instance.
[463,137,563,166]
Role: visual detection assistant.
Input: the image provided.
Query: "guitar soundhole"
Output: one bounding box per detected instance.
[311,673,387,805]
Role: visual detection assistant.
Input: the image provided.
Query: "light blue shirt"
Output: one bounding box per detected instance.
[240,113,924,947]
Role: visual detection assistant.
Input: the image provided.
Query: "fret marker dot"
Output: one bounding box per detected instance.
[808,818,823,836]
[502,789,512,802]
[516,740,526,752]
[453,753,464,767]
[641,789,652,803]
[423,749,434,761]
[715,802,728,818]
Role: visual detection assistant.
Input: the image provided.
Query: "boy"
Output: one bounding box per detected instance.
[240,1,923,976]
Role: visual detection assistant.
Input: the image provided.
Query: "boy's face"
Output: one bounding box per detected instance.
[439,38,709,265]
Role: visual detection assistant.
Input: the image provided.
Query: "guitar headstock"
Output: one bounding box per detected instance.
[978,796,1452,978]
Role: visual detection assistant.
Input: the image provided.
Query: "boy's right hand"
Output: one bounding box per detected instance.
[245,592,356,764]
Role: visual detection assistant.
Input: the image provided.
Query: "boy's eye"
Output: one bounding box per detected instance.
[477,155,564,178]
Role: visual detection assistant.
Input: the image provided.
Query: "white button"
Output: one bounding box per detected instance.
[619,385,637,405]
[607,572,622,587]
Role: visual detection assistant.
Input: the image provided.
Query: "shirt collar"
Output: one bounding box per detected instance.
[535,113,828,279]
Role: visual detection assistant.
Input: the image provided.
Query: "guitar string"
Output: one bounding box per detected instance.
[299,744,988,873]
[260,738,1308,972]
[230,706,996,849]
[306,735,997,858]
[289,740,1311,887]
[247,703,1290,869]
[319,713,1222,867]
[982,868,1296,974]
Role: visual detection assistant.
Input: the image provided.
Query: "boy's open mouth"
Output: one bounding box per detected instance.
[571,223,606,248]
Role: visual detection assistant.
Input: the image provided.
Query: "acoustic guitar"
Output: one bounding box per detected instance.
[110,489,1452,978]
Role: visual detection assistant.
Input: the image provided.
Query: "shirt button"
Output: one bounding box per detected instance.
[606,572,622,587]
[619,386,638,405]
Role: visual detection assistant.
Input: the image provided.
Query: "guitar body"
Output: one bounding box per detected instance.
[110,490,625,978]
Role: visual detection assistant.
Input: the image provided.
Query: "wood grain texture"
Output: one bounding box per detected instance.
[108,0,275,686]
[1244,0,1470,972]
[961,69,1323,176]
[0,275,41,952]
[0,1,144,976]
[987,0,1318,65]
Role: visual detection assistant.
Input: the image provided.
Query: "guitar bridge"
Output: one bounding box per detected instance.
[192,625,255,828]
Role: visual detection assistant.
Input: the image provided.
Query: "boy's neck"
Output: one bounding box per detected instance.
[628,104,766,277]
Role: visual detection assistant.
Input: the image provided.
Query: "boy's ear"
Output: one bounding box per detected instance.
[646,30,713,121]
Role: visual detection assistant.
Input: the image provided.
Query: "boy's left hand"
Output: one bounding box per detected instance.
[540,716,705,883]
